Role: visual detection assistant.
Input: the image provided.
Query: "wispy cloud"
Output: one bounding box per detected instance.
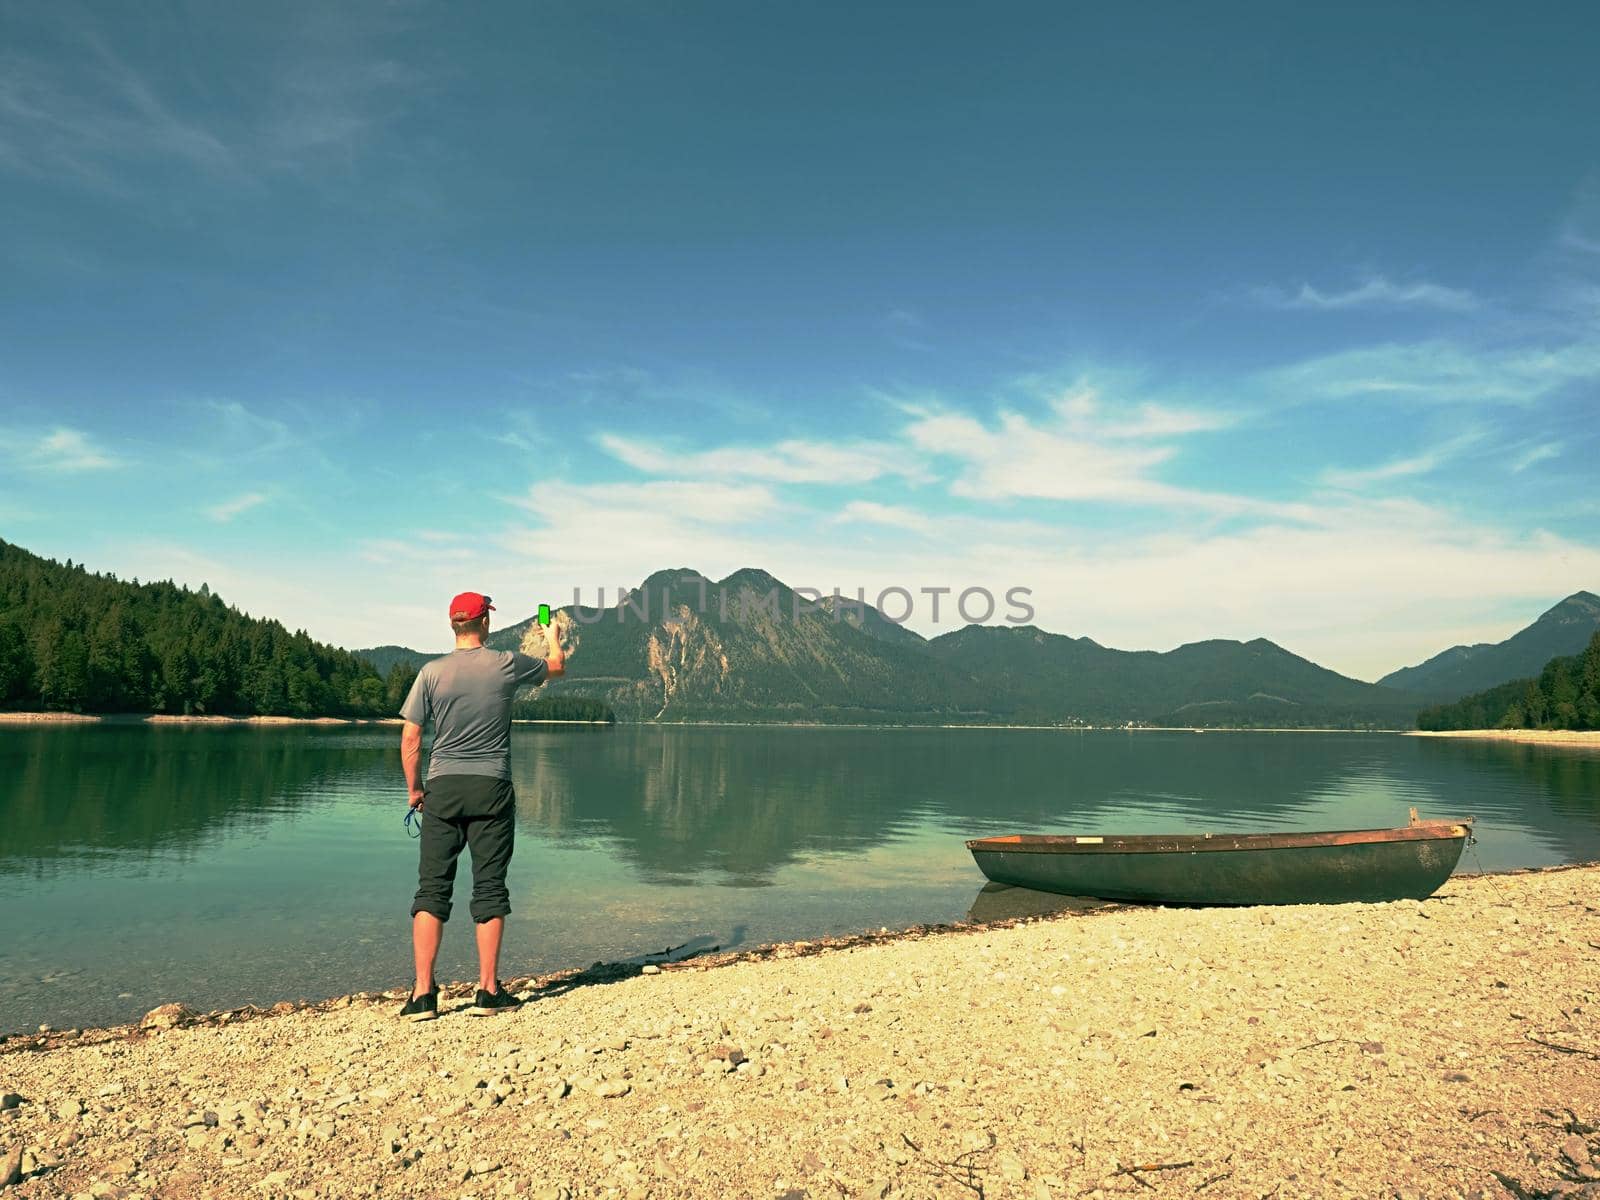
[833,501,938,535]
[2,426,122,472]
[1263,339,1600,406]
[206,491,269,522]
[496,480,785,586]
[1510,442,1562,473]
[1043,383,1236,438]
[0,6,421,204]
[603,371,1272,521]
[0,35,234,196]
[1319,431,1481,490]
[900,400,1307,519]
[1249,275,1481,313]
[597,433,929,485]
[197,400,300,460]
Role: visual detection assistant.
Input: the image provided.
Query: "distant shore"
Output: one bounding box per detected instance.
[1407,728,1600,747]
[2,712,1400,732]
[604,719,1411,733]
[9,713,1593,743]
[0,712,401,727]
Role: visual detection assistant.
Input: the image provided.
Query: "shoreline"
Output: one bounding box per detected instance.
[0,712,1410,733]
[3,865,1596,1199]
[0,712,402,727]
[630,719,1412,732]
[6,714,1595,743]
[7,858,1597,1049]
[1408,728,1600,747]
[509,719,616,726]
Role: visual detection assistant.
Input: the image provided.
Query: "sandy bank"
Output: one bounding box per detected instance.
[1409,728,1600,747]
[0,712,101,724]
[4,867,1599,1199]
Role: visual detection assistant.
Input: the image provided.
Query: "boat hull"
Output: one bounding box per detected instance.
[966,824,1471,906]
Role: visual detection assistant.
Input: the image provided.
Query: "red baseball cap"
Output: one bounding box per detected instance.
[449,591,494,620]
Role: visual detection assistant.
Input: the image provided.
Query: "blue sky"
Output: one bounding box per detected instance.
[2,0,1598,679]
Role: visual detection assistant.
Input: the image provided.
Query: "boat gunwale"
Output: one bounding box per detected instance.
[965,822,1472,855]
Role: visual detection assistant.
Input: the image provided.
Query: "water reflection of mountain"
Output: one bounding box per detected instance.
[516,729,1578,886]
[0,726,387,873]
[514,728,921,886]
[5,726,1597,888]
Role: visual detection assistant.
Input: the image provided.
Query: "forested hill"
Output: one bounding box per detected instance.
[1417,632,1600,731]
[351,644,433,676]
[1379,591,1600,701]
[0,538,414,717]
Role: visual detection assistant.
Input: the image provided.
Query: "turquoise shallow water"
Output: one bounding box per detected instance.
[2,724,1598,1033]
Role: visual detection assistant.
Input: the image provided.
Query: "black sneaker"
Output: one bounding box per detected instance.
[468,982,522,1016]
[399,989,438,1022]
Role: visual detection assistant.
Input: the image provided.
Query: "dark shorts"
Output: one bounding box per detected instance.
[411,774,516,924]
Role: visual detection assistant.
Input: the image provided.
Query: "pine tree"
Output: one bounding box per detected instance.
[385,662,420,711]
[0,618,31,703]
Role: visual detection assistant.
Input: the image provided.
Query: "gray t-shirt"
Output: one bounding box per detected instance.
[400,648,549,781]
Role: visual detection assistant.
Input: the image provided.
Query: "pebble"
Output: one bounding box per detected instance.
[140,1004,196,1030]
[1,1147,21,1189]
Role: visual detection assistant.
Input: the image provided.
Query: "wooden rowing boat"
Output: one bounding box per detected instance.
[965,810,1473,905]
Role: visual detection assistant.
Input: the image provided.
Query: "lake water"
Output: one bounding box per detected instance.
[3,724,1599,1033]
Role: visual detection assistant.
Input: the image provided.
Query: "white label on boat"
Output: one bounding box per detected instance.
[1075,836,1104,844]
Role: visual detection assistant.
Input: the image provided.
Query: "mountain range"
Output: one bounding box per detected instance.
[1376,591,1600,701]
[6,533,1585,727]
[360,566,1446,727]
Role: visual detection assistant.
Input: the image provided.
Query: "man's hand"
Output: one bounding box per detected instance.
[543,613,567,678]
[408,787,426,811]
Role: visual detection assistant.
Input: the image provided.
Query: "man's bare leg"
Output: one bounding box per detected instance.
[475,917,504,992]
[412,912,443,995]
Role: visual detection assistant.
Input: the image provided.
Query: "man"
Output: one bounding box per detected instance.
[397,590,565,1020]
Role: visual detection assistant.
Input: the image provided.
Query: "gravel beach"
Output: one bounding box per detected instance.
[3,865,1598,1200]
